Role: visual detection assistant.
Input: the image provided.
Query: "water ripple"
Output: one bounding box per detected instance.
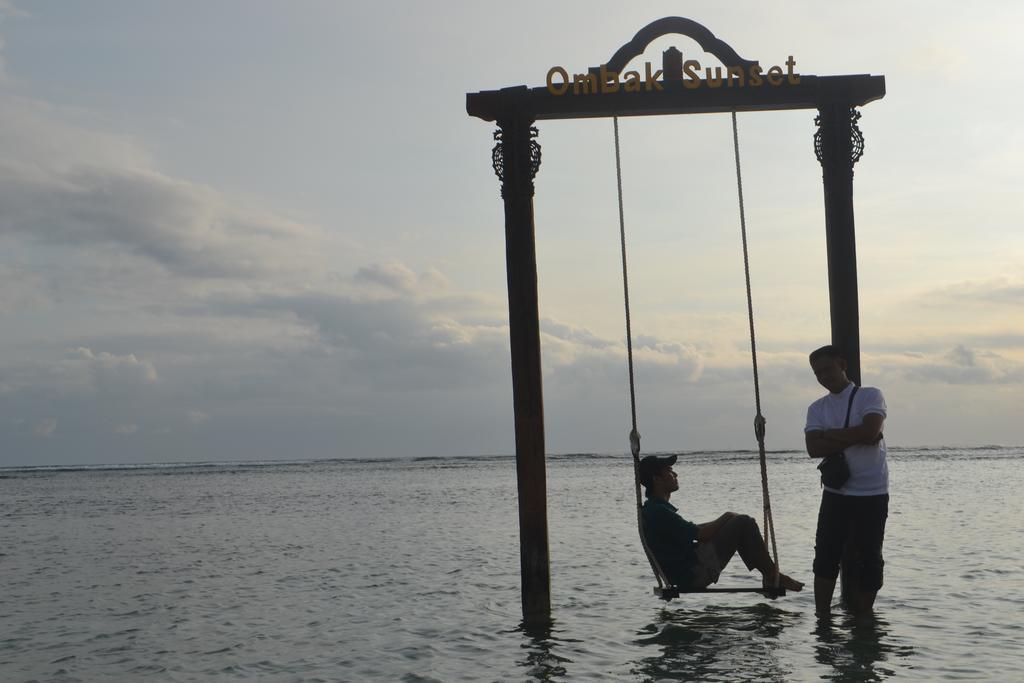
[1,450,1022,679]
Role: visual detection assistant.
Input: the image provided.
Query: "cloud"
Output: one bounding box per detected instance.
[0,256,519,463]
[0,347,158,402]
[0,2,29,84]
[0,88,516,462]
[0,35,7,85]
[3,3,1023,464]
[922,276,1024,308]
[0,2,26,17]
[0,95,152,172]
[354,261,419,294]
[0,263,51,312]
[0,92,344,290]
[541,322,705,395]
[48,347,158,398]
[541,319,614,350]
[890,345,1023,385]
[33,417,56,437]
[419,267,452,290]
[194,289,512,392]
[634,336,705,379]
[0,163,327,279]
[353,262,454,296]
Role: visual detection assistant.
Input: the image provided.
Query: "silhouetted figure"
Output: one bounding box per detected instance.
[640,454,803,593]
[805,345,889,615]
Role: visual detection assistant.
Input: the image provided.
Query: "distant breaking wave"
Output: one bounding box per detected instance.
[2,445,1021,475]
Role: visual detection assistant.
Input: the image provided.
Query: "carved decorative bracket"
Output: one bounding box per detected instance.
[491,129,505,182]
[849,109,865,164]
[492,125,541,198]
[815,106,865,174]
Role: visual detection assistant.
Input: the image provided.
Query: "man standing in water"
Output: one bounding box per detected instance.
[805,345,889,615]
[639,454,803,593]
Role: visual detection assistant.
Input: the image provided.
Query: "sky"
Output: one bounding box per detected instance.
[1,1,1022,466]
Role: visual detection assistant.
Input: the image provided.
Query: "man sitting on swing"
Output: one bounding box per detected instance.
[640,454,804,593]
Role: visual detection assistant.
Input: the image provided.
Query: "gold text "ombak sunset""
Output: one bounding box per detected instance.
[546,57,801,95]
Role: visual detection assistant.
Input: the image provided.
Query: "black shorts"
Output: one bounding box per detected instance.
[813,490,889,592]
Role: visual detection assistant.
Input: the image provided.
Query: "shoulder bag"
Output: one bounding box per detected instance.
[817,385,858,489]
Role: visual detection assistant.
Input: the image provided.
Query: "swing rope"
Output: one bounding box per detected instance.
[731,111,781,587]
[613,116,669,590]
[613,113,784,597]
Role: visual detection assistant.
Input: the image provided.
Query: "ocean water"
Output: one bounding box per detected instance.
[2,446,1022,681]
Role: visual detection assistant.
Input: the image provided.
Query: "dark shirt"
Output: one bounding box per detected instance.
[641,497,700,587]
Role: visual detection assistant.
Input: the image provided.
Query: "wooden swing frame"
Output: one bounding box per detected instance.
[466,16,885,623]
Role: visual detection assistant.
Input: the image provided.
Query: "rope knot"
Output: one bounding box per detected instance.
[629,429,641,458]
[753,414,766,442]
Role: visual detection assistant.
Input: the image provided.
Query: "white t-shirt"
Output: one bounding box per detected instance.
[805,382,888,496]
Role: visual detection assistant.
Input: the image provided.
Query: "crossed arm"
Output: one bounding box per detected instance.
[805,412,885,458]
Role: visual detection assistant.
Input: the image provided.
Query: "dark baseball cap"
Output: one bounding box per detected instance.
[638,454,677,487]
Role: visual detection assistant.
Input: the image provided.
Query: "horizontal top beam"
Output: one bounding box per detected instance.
[466,74,885,122]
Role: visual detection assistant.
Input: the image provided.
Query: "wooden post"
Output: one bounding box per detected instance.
[815,102,865,607]
[492,93,550,624]
[816,102,863,385]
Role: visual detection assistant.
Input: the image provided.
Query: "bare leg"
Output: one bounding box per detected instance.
[712,515,803,592]
[815,575,837,615]
[851,589,878,614]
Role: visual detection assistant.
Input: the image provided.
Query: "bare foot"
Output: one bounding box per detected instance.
[762,574,803,593]
[779,574,804,592]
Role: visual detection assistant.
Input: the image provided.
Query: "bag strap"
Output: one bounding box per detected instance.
[844,385,859,428]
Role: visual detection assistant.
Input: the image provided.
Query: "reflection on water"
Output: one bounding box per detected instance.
[515,619,572,682]
[3,451,1017,680]
[631,603,802,682]
[812,612,914,681]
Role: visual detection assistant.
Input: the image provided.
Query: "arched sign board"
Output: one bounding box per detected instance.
[467,17,884,120]
[465,17,885,624]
